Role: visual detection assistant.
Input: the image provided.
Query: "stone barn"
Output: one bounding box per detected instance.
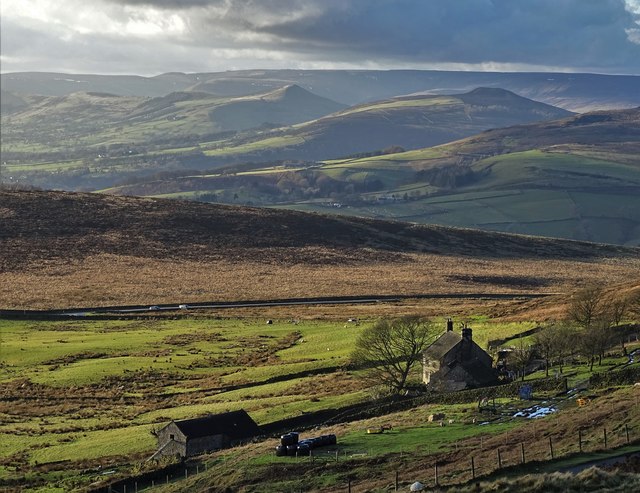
[422,322,498,392]
[151,409,260,459]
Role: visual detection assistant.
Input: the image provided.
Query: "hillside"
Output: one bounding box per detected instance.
[207,87,571,162]
[107,107,640,245]
[305,108,640,245]
[207,84,346,131]
[1,87,570,191]
[3,69,640,112]
[0,84,344,145]
[1,190,638,309]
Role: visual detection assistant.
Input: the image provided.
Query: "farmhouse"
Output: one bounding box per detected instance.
[422,321,498,392]
[151,409,261,459]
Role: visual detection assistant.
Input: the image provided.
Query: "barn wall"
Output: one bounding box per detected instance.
[186,434,226,456]
[156,422,187,458]
[155,439,187,459]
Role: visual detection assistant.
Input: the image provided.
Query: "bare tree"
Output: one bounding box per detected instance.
[351,316,437,394]
[567,285,606,329]
[607,294,631,327]
[534,325,556,378]
[580,319,614,371]
[510,335,535,382]
[534,323,576,377]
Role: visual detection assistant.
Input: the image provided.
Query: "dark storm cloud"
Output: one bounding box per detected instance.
[2,0,640,74]
[194,0,640,71]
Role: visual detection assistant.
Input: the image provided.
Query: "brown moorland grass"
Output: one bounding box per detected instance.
[1,190,639,310]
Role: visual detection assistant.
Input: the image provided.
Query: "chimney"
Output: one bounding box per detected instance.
[446,318,454,332]
[462,327,472,341]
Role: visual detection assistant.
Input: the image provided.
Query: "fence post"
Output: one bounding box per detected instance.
[166,475,169,485]
[578,429,582,452]
[497,448,502,469]
[395,470,399,491]
[626,424,630,444]
[603,428,607,448]
[520,442,525,464]
[197,465,200,474]
[124,485,127,493]
[348,479,351,493]
[336,450,339,462]
[471,457,475,480]
[135,482,138,493]
[434,462,439,486]
[548,437,554,459]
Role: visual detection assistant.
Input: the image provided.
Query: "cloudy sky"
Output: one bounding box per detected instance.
[2,0,640,75]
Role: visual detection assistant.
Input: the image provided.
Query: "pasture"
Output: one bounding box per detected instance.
[0,314,536,488]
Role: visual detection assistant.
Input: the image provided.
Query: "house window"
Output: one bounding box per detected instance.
[170,434,175,440]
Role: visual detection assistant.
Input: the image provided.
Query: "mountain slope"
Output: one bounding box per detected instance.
[2,189,633,270]
[206,84,346,131]
[195,88,572,164]
[1,85,344,142]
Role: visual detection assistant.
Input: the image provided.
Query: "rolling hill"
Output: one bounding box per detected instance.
[194,87,571,164]
[1,87,570,191]
[0,84,344,145]
[1,189,638,309]
[108,108,640,245]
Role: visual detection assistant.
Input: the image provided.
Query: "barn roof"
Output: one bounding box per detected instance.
[422,331,462,361]
[173,410,260,440]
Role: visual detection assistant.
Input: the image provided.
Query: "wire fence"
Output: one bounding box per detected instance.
[344,422,638,492]
[94,420,637,493]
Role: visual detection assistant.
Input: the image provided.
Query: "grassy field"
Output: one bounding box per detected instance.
[0,313,564,492]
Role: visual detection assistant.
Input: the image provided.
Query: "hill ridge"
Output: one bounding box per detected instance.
[1,190,637,274]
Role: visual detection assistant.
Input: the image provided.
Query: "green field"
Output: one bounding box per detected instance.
[0,316,535,471]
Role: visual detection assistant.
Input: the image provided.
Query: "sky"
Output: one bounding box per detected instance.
[2,0,640,76]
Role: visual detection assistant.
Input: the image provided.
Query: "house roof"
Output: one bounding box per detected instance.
[173,410,260,440]
[422,331,462,361]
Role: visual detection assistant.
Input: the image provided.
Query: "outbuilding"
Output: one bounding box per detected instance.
[151,409,261,459]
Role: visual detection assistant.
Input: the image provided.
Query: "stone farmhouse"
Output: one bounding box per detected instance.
[422,320,498,392]
[151,409,261,459]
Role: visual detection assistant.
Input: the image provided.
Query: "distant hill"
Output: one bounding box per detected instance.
[185,88,572,165]
[206,85,346,131]
[108,108,640,246]
[1,87,569,191]
[3,69,639,112]
[286,108,640,245]
[1,85,344,138]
